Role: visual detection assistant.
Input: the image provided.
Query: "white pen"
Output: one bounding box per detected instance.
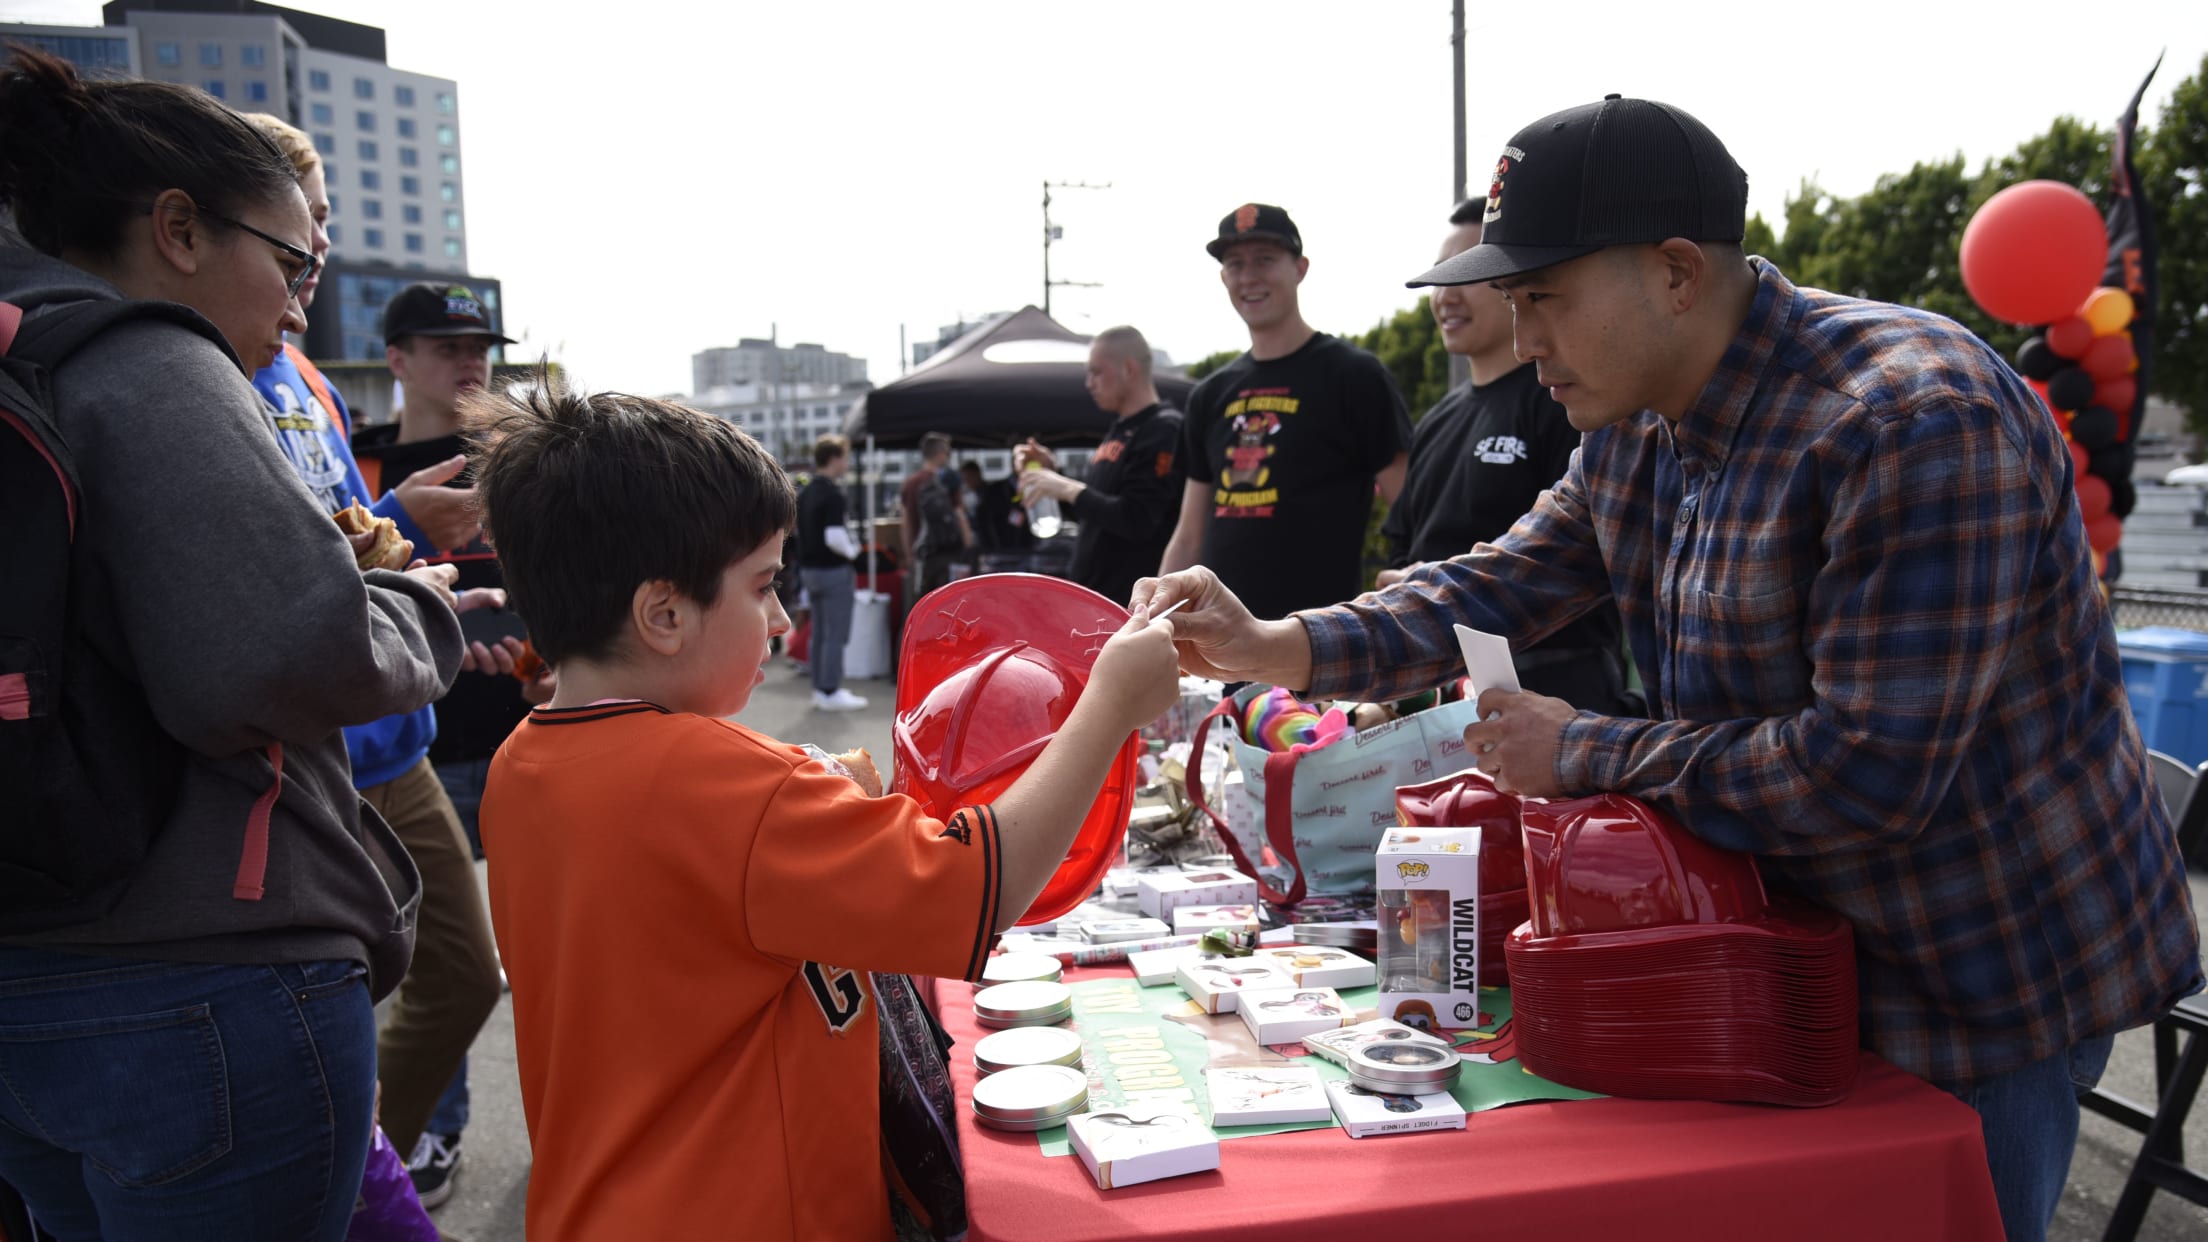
[1150,598,1190,622]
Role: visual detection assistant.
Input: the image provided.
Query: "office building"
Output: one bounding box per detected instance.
[692,338,868,395]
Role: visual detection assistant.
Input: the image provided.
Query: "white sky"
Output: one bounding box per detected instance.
[17,0,2207,398]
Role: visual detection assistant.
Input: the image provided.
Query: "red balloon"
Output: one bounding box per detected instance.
[2077,474,2112,521]
[2069,441,2091,476]
[2046,317,2096,359]
[2094,375,2138,414]
[1960,182,2110,325]
[2081,333,2136,380]
[2086,513,2123,554]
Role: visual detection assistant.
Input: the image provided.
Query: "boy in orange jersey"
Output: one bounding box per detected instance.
[465,379,1182,1242]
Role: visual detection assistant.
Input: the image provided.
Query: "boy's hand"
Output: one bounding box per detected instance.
[402,560,460,609]
[1088,612,1183,736]
[391,455,482,552]
[1130,567,1310,688]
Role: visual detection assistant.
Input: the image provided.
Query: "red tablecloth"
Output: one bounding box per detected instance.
[940,966,2004,1242]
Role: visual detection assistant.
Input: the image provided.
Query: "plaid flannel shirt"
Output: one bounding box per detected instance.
[1302,261,2201,1086]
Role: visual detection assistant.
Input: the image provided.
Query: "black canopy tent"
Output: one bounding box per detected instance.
[842,305,1196,449]
[841,306,1197,592]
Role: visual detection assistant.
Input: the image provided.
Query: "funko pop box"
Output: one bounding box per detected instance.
[1375,826,1482,1031]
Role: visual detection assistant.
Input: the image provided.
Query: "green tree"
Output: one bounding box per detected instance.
[1183,348,1242,381]
[2138,53,2208,432]
[1350,298,1449,417]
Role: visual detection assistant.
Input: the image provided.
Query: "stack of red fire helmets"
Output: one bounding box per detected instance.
[1393,767,1524,987]
[1504,792,1858,1107]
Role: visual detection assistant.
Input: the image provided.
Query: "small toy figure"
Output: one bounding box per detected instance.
[1084,1111,1194,1158]
[1393,1001,1440,1034]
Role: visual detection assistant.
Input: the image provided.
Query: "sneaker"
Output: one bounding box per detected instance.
[407,1130,462,1209]
[813,688,869,711]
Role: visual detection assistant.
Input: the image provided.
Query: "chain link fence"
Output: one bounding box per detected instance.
[2112,586,2208,634]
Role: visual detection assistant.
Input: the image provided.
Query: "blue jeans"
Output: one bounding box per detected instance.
[427,1059,468,1136]
[0,947,375,1242]
[803,564,856,694]
[1947,1034,2115,1242]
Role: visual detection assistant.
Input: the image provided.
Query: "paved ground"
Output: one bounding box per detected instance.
[432,660,2208,1241]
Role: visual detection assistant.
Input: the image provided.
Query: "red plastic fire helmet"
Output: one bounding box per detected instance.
[1518,793,1768,938]
[894,574,1141,925]
[1392,767,1524,894]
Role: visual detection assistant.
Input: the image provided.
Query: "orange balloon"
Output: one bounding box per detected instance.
[2081,287,2136,336]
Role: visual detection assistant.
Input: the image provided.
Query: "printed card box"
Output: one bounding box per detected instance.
[1323,1078,1468,1138]
[1137,868,1259,920]
[1206,1065,1331,1126]
[1175,956,1293,1014]
[1375,827,1482,1030]
[1301,1017,1452,1070]
[1103,863,1181,899]
[1067,1106,1220,1190]
[1252,944,1375,990]
[1171,904,1261,936]
[1128,944,1216,987]
[1236,985,1355,1046]
[1078,917,1172,945]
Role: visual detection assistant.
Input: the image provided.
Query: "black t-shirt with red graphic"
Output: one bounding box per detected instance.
[1068,403,1184,606]
[1180,333,1411,620]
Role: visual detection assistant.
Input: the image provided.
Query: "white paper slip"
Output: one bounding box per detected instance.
[1454,623,1520,700]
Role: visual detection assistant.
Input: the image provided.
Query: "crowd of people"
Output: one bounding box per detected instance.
[0,41,2199,1242]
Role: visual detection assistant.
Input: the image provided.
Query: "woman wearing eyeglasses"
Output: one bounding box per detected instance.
[0,48,462,1240]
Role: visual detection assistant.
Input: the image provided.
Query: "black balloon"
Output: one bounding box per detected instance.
[2110,478,2137,520]
[2069,405,2119,451]
[2089,443,2134,484]
[2047,367,2097,413]
[2015,336,2060,381]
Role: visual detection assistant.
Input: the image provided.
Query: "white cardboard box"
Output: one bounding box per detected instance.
[1172,904,1261,936]
[1252,944,1375,990]
[1078,917,1172,944]
[1237,985,1355,1046]
[1128,945,1216,987]
[1375,827,1482,1030]
[1206,1065,1331,1126]
[1301,1017,1452,1070]
[1067,1106,1220,1190]
[1323,1078,1468,1138]
[1175,956,1292,1013]
[1137,868,1259,920]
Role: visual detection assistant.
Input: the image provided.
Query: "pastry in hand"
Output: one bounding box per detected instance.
[833,747,883,798]
[333,500,411,572]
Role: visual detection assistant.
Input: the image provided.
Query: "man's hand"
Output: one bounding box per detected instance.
[391,455,481,553]
[1375,566,1411,589]
[346,527,414,571]
[1087,611,1185,736]
[1014,438,1059,473]
[1461,689,1577,798]
[1128,567,1311,689]
[402,560,459,610]
[460,633,526,676]
[453,587,507,614]
[1019,468,1079,505]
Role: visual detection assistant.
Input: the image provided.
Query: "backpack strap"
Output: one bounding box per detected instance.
[283,342,346,439]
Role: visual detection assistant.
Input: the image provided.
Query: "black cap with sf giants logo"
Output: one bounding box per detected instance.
[1407,96,1746,287]
[381,281,518,345]
[1206,203,1303,260]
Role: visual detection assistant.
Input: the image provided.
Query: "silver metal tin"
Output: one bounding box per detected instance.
[1346,1040,1462,1094]
[971,1063,1090,1131]
[972,980,1074,1029]
[974,1025,1085,1077]
[981,952,1065,985]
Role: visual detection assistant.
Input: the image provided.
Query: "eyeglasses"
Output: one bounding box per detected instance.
[203,208,320,299]
[152,202,320,299]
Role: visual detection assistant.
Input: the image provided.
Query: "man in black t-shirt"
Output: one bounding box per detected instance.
[1160,204,1411,620]
[796,435,868,710]
[1379,204,1637,714]
[1015,325,1186,606]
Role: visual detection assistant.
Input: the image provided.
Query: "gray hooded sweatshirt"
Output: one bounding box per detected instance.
[0,245,462,999]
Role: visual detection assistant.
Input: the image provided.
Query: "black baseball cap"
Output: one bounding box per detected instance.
[1408,96,1746,287]
[382,281,517,345]
[1207,203,1302,260]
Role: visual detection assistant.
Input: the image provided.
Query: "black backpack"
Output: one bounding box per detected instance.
[0,297,227,932]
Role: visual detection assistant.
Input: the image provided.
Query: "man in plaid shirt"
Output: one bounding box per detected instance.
[1134,96,2200,1242]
